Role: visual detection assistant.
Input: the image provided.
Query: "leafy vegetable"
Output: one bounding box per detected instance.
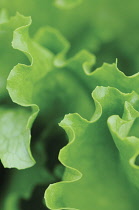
[1,0,139,209]
[0,12,35,169]
[45,87,139,209]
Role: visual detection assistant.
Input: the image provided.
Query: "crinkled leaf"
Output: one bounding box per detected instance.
[108,102,139,188]
[7,14,96,125]
[0,12,39,169]
[0,10,29,100]
[1,139,55,210]
[0,107,34,169]
[1,0,139,47]
[0,12,95,169]
[45,87,139,210]
[6,12,139,171]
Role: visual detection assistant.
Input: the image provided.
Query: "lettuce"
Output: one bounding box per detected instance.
[46,87,139,209]
[1,1,139,209]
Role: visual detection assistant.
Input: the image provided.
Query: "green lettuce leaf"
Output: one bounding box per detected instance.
[108,102,139,188]
[0,11,95,169]
[1,0,139,45]
[4,11,139,170]
[2,8,139,209]
[1,138,55,210]
[2,0,139,76]
[0,12,37,169]
[1,1,139,210]
[45,86,139,209]
[0,9,29,100]
[0,107,35,169]
[3,12,94,171]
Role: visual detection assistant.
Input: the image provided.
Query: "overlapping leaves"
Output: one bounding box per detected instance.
[46,87,139,210]
[1,5,139,210]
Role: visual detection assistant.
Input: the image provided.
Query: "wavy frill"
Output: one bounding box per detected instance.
[45,87,139,210]
[2,10,139,210]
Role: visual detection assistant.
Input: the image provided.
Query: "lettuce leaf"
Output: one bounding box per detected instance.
[1,138,54,210]
[0,11,95,169]
[2,9,139,171]
[45,87,139,209]
[0,107,35,169]
[1,0,139,58]
[1,2,139,209]
[0,12,36,169]
[1,11,95,170]
[0,9,29,100]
